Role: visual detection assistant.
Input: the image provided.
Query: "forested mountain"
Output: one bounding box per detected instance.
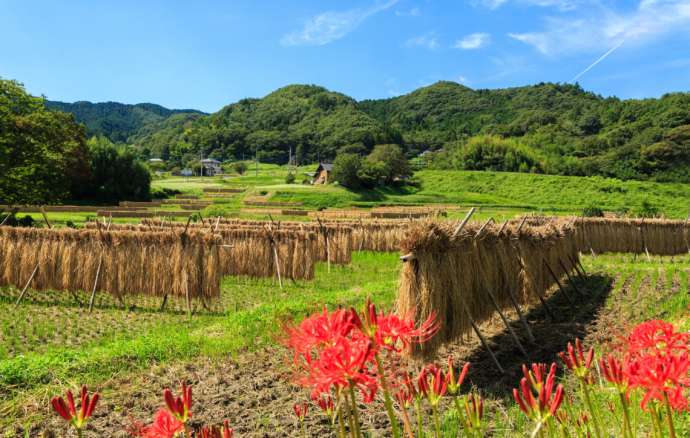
[48,81,690,182]
[45,100,205,143]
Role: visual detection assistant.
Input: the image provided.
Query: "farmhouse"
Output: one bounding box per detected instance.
[201,158,222,176]
[312,162,333,185]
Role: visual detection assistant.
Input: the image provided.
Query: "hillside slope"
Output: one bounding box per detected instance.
[45,100,205,143]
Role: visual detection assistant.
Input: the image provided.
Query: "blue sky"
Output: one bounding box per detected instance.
[1,0,689,112]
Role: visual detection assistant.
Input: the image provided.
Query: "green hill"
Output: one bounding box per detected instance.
[45,100,205,143]
[46,81,690,183]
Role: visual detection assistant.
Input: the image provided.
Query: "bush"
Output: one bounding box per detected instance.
[633,200,660,218]
[451,135,543,173]
[0,214,35,227]
[285,173,296,184]
[582,205,604,217]
[332,153,363,189]
[366,144,412,183]
[233,162,248,175]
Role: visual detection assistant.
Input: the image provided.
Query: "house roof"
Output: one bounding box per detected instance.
[201,158,221,164]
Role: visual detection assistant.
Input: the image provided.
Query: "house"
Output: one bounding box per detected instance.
[180,168,194,177]
[201,158,222,176]
[313,163,333,185]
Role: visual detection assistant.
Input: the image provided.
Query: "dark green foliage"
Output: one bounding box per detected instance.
[365,144,412,183]
[332,154,363,189]
[0,79,91,204]
[285,173,296,184]
[582,205,604,217]
[233,161,248,175]
[46,100,204,143]
[0,213,35,227]
[75,136,151,202]
[445,135,542,173]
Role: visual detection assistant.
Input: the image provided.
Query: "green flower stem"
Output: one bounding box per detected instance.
[432,404,442,438]
[373,353,402,438]
[580,380,603,438]
[618,392,633,438]
[348,384,363,438]
[337,401,347,438]
[415,398,424,437]
[454,396,466,432]
[663,393,677,438]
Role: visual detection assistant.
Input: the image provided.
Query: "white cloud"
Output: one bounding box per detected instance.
[396,7,420,16]
[405,32,440,49]
[454,32,491,49]
[455,75,470,84]
[281,0,399,46]
[476,0,579,10]
[509,0,690,55]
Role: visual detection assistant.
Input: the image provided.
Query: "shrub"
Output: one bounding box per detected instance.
[233,162,248,175]
[633,200,660,218]
[582,205,604,217]
[285,173,296,184]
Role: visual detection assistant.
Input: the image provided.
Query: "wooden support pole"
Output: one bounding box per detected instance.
[271,239,283,290]
[160,294,168,311]
[460,299,504,374]
[88,254,104,312]
[485,288,529,359]
[40,206,52,228]
[474,218,494,239]
[544,260,576,308]
[558,259,584,297]
[505,285,536,343]
[640,219,651,262]
[567,254,586,281]
[15,263,39,307]
[185,280,192,319]
[452,207,476,238]
[497,220,509,235]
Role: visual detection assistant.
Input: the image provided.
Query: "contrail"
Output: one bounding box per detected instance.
[571,39,625,82]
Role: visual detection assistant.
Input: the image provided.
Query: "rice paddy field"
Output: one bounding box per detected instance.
[1,247,689,435]
[2,168,690,436]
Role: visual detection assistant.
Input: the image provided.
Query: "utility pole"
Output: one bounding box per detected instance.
[255,148,259,177]
[200,150,203,177]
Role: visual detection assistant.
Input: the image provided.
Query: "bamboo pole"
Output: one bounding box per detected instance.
[485,287,529,359]
[88,254,104,312]
[544,260,576,308]
[270,236,283,290]
[452,207,476,238]
[558,259,584,297]
[40,206,52,229]
[459,298,504,374]
[14,263,39,307]
[160,294,168,311]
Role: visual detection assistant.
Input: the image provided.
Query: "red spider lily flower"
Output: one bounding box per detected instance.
[50,385,99,430]
[285,307,359,357]
[313,395,335,416]
[198,422,233,438]
[353,299,439,353]
[393,371,417,408]
[163,381,192,423]
[625,320,689,357]
[625,352,690,411]
[559,339,595,382]
[447,357,470,395]
[293,402,309,421]
[417,364,448,407]
[599,354,630,394]
[296,337,379,402]
[137,409,185,438]
[513,363,564,421]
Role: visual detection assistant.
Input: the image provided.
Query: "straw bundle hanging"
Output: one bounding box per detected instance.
[0,227,221,301]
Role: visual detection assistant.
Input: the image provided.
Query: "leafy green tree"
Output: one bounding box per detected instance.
[365,144,411,183]
[332,154,362,189]
[80,136,151,202]
[0,79,91,204]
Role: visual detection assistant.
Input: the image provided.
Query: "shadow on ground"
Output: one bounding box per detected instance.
[438,272,614,398]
